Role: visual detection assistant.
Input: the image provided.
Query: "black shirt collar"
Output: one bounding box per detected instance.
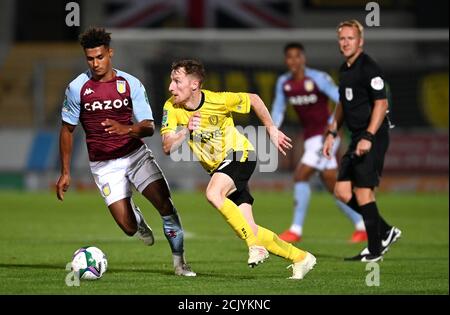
[345,52,365,70]
[186,91,205,112]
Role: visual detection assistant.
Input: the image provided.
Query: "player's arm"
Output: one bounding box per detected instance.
[270,76,288,128]
[328,101,345,133]
[323,102,344,159]
[354,98,388,156]
[57,84,81,201]
[162,129,188,155]
[161,99,201,155]
[367,99,388,135]
[355,63,388,156]
[308,69,343,132]
[162,112,200,155]
[102,118,154,138]
[103,77,155,138]
[308,69,340,104]
[57,122,75,201]
[248,93,292,156]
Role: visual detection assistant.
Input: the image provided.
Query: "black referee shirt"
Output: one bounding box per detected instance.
[338,52,389,137]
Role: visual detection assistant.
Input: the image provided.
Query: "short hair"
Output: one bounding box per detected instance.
[171,59,206,84]
[337,19,364,38]
[284,42,305,54]
[79,27,111,49]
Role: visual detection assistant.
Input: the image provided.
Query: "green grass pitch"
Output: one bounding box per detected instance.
[0,190,448,295]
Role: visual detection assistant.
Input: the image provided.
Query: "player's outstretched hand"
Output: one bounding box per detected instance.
[322,135,335,159]
[102,118,130,135]
[188,112,201,133]
[268,126,292,156]
[56,174,70,201]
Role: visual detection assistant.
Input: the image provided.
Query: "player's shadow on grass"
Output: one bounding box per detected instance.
[109,268,258,279]
[0,263,238,278]
[310,253,346,261]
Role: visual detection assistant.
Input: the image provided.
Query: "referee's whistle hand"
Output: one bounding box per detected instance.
[355,139,372,157]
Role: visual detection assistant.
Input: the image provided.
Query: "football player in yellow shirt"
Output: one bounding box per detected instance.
[160,60,316,280]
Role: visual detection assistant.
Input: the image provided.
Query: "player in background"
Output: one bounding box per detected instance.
[271,42,366,243]
[161,59,316,280]
[56,27,195,276]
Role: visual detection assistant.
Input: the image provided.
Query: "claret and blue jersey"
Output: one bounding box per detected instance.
[61,69,153,161]
[271,67,339,140]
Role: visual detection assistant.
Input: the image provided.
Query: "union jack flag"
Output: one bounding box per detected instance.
[104,0,291,28]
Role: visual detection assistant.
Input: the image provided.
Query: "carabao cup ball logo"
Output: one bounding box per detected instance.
[162,110,168,127]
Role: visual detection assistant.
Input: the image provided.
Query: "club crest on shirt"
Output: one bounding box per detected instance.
[208,115,218,125]
[304,80,314,92]
[116,80,126,94]
[345,88,353,101]
[101,183,111,197]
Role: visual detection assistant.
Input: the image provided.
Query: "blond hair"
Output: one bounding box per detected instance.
[337,19,364,38]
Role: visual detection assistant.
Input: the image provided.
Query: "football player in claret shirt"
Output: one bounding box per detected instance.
[56,27,195,276]
[161,59,316,280]
[271,42,366,244]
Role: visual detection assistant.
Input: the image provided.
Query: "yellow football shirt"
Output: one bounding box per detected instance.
[160,90,255,173]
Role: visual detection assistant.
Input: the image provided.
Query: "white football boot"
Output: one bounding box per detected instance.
[173,255,196,277]
[133,206,154,246]
[174,263,197,277]
[248,245,269,268]
[287,252,316,280]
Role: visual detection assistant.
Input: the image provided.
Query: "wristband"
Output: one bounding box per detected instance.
[326,130,338,138]
[361,131,375,143]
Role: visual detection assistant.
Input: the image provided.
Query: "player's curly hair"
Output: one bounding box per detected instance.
[171,59,205,85]
[284,42,305,54]
[79,27,111,49]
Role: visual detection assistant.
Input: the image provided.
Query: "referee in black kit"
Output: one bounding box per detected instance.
[323,20,401,262]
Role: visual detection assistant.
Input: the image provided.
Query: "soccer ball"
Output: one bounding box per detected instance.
[71,246,108,280]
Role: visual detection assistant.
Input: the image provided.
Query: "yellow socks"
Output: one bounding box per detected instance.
[218,198,258,246]
[256,226,307,262]
[217,199,308,263]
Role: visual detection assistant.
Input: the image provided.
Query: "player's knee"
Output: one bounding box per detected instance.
[294,170,309,182]
[354,190,373,206]
[205,189,224,209]
[293,174,303,182]
[334,187,352,203]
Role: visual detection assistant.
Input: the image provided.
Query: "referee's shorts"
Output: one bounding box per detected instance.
[212,150,257,206]
[337,128,389,188]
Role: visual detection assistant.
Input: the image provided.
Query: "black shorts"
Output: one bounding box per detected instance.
[337,128,389,188]
[212,150,257,206]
